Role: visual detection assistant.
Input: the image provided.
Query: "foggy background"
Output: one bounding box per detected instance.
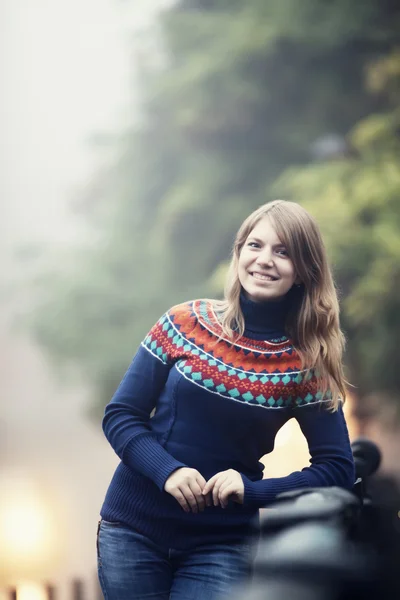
[1,1,399,598]
[0,0,160,594]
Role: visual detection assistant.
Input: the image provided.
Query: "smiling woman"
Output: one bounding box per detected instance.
[216,200,346,406]
[97,199,355,600]
[238,215,301,302]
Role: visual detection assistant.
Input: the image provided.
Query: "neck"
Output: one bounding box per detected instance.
[239,290,290,340]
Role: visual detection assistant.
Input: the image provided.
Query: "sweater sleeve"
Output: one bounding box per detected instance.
[242,401,355,509]
[102,309,189,491]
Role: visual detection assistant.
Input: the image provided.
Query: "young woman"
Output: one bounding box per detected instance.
[97,200,355,600]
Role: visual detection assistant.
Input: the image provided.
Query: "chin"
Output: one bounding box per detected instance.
[246,290,280,303]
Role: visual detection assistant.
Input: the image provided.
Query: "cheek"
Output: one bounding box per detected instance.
[281,262,297,281]
[238,252,249,272]
[238,260,247,281]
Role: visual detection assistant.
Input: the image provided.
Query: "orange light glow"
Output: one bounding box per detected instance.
[0,473,63,585]
[17,583,47,600]
[1,500,49,557]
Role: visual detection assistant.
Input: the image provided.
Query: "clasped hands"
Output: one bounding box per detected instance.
[164,467,244,513]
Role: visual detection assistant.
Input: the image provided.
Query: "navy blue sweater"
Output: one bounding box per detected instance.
[100,297,355,550]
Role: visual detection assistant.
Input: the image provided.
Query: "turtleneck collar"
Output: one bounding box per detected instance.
[239,290,290,341]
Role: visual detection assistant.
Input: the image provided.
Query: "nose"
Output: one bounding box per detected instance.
[256,247,274,267]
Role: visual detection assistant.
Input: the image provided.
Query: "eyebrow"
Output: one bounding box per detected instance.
[247,236,286,247]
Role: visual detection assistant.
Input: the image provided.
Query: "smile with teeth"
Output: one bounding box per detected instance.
[251,272,278,281]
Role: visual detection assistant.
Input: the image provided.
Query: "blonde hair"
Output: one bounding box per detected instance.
[212,199,347,410]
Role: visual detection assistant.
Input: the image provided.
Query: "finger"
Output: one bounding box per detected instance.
[204,491,213,507]
[180,486,199,513]
[219,483,235,508]
[173,490,191,513]
[213,475,228,507]
[189,481,205,512]
[202,474,218,496]
[195,473,207,490]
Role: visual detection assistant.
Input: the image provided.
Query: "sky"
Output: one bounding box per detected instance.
[0,0,163,250]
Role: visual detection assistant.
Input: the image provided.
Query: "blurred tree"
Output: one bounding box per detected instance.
[275,49,400,402]
[23,0,400,418]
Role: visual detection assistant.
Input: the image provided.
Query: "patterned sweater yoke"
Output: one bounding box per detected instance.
[143,299,328,409]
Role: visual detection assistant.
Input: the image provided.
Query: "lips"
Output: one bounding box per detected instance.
[251,272,279,281]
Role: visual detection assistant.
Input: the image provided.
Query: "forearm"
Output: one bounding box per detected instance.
[122,433,187,490]
[242,471,310,508]
[103,343,187,490]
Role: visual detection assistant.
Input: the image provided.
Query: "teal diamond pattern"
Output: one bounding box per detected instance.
[294,373,303,384]
[172,358,303,408]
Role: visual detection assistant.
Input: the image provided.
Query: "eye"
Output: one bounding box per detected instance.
[276,248,288,256]
[247,241,261,248]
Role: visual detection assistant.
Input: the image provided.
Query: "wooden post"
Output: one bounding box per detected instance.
[71,579,84,600]
[45,584,56,600]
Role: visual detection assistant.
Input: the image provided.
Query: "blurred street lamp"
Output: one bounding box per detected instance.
[15,583,47,600]
[0,473,61,587]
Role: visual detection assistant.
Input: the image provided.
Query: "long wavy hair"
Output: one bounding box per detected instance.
[211,200,347,410]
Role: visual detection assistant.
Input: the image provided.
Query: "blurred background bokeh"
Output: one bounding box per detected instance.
[1,1,399,598]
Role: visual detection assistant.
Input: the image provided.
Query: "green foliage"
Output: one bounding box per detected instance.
[275,79,400,395]
[23,0,400,417]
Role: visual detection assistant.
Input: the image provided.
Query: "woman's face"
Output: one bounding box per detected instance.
[238,216,300,302]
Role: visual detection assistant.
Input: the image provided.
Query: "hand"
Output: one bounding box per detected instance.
[164,467,210,513]
[202,469,244,508]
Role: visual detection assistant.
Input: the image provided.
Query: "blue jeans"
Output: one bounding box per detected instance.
[97,520,253,599]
